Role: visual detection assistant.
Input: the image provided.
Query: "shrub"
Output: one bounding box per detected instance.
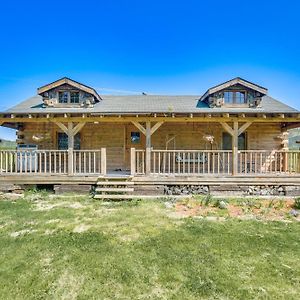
[294,197,300,209]
[202,194,213,206]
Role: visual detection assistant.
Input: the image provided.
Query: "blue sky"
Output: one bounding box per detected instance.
[1,0,300,140]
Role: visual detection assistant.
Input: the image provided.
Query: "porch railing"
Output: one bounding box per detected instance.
[2,148,300,177]
[131,148,300,176]
[73,150,102,174]
[0,150,69,174]
[134,149,145,175]
[238,150,300,174]
[0,149,106,175]
[151,150,232,175]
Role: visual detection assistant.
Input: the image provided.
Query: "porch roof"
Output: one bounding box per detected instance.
[3,94,298,115]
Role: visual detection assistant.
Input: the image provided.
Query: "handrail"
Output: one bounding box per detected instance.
[150,150,232,175]
[0,149,105,175]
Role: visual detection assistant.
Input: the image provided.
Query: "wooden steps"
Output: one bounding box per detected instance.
[94,194,136,199]
[96,181,134,185]
[95,187,134,193]
[94,176,135,200]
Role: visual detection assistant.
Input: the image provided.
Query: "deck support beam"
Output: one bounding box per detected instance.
[220,121,252,176]
[54,122,86,175]
[232,122,239,175]
[131,121,164,175]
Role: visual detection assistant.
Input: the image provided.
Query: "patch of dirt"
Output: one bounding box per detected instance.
[73,224,91,233]
[40,253,53,267]
[67,202,84,209]
[33,200,85,211]
[45,219,61,224]
[44,229,56,235]
[172,198,300,222]
[10,228,38,237]
[50,269,84,299]
[33,202,62,211]
[118,232,140,242]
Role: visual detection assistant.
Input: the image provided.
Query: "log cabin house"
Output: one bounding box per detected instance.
[1,77,300,198]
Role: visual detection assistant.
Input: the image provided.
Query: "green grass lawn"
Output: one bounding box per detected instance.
[0,193,299,299]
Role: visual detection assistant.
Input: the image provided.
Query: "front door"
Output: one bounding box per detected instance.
[124,124,145,171]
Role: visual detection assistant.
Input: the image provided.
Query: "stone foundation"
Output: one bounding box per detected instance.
[246,185,285,196]
[164,185,209,195]
[1,182,300,197]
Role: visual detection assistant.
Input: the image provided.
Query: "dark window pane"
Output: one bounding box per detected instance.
[222,132,232,150]
[236,92,245,104]
[58,133,81,150]
[70,92,79,103]
[223,91,246,104]
[222,132,246,150]
[224,91,234,103]
[59,91,69,103]
[131,132,140,144]
[238,133,246,150]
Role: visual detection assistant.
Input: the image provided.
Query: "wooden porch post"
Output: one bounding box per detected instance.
[68,122,74,175]
[131,121,164,176]
[232,122,239,176]
[130,147,136,176]
[101,148,107,175]
[54,122,86,176]
[145,121,151,175]
[220,121,252,176]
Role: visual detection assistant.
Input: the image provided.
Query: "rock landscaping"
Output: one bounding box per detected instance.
[172,196,300,222]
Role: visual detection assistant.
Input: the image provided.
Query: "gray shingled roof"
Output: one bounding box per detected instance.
[4,94,298,115]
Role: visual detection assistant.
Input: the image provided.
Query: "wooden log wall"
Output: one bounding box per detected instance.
[19,122,283,171]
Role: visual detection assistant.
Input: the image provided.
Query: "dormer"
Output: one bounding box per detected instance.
[200,77,268,108]
[37,77,102,108]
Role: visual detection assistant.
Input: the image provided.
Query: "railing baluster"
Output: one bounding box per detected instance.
[207,152,210,174]
[158,152,161,174]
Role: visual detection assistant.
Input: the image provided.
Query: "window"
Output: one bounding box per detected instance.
[224,91,246,104]
[58,91,80,104]
[59,91,69,103]
[222,132,246,150]
[70,92,80,103]
[131,132,140,144]
[57,133,81,150]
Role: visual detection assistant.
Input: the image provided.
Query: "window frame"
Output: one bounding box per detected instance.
[223,90,247,105]
[57,91,80,104]
[130,132,141,144]
[70,91,80,104]
[58,91,69,104]
[222,132,247,150]
[57,132,81,150]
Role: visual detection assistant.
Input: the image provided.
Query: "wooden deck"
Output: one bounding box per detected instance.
[1,173,300,186]
[1,149,300,187]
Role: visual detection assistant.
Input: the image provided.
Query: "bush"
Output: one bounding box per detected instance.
[202,194,213,206]
[294,197,300,209]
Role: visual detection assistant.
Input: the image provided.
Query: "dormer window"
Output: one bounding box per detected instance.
[70,92,80,103]
[199,78,268,108]
[224,91,246,104]
[38,77,102,108]
[58,91,80,104]
[59,91,69,103]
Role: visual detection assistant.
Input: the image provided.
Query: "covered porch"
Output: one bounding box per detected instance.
[1,115,300,181]
[0,118,300,177]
